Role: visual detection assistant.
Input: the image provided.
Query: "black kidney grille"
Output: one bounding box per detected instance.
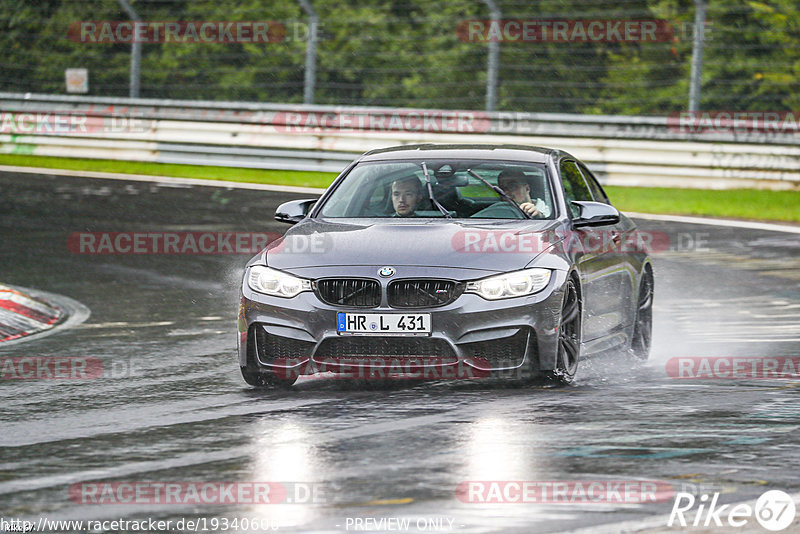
[316,278,381,307]
[388,279,463,308]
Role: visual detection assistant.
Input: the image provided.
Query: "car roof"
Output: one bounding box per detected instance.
[359,144,556,164]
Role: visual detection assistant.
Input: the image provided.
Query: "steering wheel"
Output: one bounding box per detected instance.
[470,202,525,219]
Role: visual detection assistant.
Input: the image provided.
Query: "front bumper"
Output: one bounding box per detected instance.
[238,269,568,376]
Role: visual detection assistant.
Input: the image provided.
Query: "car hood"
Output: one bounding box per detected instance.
[261,218,564,277]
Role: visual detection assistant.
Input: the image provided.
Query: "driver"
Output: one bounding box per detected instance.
[391,176,425,217]
[497,169,551,218]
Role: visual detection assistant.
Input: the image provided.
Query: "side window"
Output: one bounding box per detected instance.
[560,160,592,217]
[578,163,610,204]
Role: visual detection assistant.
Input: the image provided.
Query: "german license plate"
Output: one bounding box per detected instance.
[337,313,431,335]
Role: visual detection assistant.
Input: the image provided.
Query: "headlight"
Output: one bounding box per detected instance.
[247,266,311,298]
[466,268,552,300]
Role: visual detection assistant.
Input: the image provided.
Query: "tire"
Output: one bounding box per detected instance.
[542,277,581,384]
[240,366,297,389]
[630,269,653,360]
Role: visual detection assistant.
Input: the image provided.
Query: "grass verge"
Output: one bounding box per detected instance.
[1,154,798,223]
[604,186,800,224]
[0,154,337,189]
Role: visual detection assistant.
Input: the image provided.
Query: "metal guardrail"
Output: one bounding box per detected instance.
[1,92,798,189]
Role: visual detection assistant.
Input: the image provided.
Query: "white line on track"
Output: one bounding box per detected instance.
[626,211,800,234]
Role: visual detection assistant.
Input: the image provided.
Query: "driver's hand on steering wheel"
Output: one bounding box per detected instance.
[519,202,541,217]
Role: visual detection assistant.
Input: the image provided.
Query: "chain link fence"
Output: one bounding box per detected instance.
[1,0,797,114]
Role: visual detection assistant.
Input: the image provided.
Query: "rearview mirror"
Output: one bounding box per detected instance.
[571,201,620,228]
[275,199,316,225]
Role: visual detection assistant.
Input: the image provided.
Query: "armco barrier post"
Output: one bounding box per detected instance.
[116,0,141,98]
[482,0,500,112]
[297,0,318,105]
[688,0,706,113]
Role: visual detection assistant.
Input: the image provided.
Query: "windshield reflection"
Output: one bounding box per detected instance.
[317,160,553,220]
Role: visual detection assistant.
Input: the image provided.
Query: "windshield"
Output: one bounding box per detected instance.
[317,160,554,219]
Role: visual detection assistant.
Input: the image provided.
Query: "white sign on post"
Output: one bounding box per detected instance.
[65,68,89,93]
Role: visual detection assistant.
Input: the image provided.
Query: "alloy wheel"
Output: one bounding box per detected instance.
[630,271,653,360]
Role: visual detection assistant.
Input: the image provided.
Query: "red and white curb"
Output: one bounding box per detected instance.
[0,284,63,343]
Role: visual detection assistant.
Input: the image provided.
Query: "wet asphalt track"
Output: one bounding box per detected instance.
[0,171,798,533]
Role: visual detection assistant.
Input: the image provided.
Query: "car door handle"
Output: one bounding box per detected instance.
[610,231,622,244]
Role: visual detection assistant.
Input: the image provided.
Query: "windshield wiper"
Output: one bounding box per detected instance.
[421,162,452,219]
[466,168,531,219]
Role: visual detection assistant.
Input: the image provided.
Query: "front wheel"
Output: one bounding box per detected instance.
[630,270,653,360]
[542,278,581,384]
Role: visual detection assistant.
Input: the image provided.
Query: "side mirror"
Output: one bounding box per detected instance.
[571,201,620,228]
[275,199,316,225]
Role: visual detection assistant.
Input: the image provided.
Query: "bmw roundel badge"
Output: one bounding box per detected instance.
[378,266,395,278]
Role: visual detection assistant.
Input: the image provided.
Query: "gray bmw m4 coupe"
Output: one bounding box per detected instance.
[238,144,653,387]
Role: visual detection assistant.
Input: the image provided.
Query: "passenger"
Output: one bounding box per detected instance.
[391,176,425,217]
[496,169,551,218]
